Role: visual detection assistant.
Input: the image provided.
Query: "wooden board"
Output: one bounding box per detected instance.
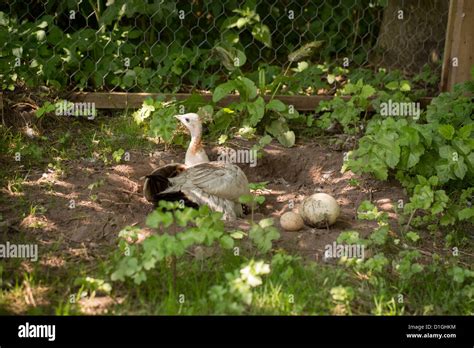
[441,0,474,91]
[0,92,3,124]
[69,92,433,111]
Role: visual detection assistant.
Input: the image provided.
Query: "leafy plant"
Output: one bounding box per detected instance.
[316,79,375,134]
[248,218,280,253]
[208,259,270,314]
[111,202,234,285]
[212,76,299,147]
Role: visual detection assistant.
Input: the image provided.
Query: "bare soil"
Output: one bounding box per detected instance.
[0,138,407,261]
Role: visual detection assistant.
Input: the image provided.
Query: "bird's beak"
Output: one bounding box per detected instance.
[174,115,183,124]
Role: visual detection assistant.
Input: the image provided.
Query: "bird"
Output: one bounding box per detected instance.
[143,113,250,220]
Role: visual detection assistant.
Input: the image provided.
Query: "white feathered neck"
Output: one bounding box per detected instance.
[175,113,209,167]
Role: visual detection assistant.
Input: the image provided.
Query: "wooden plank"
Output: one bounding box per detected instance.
[441,0,474,91]
[0,92,3,125]
[441,0,456,91]
[69,92,433,111]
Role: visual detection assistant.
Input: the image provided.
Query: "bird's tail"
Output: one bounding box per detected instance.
[143,164,187,202]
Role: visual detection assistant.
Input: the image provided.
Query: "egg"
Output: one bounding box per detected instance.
[300,193,340,227]
[280,211,304,231]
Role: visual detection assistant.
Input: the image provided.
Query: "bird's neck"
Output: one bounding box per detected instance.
[185,128,209,166]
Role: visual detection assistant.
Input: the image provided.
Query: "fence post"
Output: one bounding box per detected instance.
[441,0,474,92]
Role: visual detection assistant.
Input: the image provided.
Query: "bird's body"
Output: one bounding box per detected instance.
[143,113,250,220]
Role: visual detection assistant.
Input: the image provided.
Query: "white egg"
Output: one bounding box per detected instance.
[300,193,340,227]
[280,211,304,231]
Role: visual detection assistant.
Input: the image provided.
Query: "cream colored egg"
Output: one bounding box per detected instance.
[300,193,340,227]
[280,211,305,231]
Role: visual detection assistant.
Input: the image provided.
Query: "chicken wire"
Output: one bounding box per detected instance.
[0,0,448,94]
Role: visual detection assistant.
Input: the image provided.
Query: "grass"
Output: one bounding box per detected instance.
[1,239,472,315]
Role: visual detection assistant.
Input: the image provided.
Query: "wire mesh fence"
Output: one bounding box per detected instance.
[0,0,448,95]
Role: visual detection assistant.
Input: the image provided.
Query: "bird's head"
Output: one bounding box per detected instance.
[174,113,202,137]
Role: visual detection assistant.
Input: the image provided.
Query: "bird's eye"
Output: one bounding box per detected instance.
[184,118,189,122]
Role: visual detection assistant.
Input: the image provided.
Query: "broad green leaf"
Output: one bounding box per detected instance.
[385,81,398,90]
[230,231,245,239]
[407,144,424,168]
[246,97,265,126]
[266,99,286,112]
[213,80,239,102]
[238,77,257,100]
[438,145,454,160]
[360,85,376,99]
[400,80,411,91]
[239,194,254,204]
[259,135,272,146]
[220,235,234,249]
[458,207,474,220]
[276,130,295,147]
[453,158,467,179]
[438,124,455,140]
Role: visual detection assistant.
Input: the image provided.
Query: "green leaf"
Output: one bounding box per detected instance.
[146,210,174,228]
[360,85,376,99]
[458,124,473,139]
[407,143,424,168]
[327,74,335,84]
[438,145,454,160]
[238,77,257,100]
[384,144,400,168]
[246,97,265,126]
[255,195,265,205]
[220,235,234,249]
[385,81,398,91]
[453,158,467,179]
[400,80,411,91]
[406,231,420,243]
[266,99,286,112]
[369,225,389,245]
[213,46,247,71]
[438,124,455,140]
[174,208,197,227]
[259,135,272,146]
[218,134,228,144]
[198,105,214,121]
[251,23,271,47]
[239,194,254,204]
[276,130,295,148]
[213,80,239,103]
[230,231,245,239]
[458,207,474,220]
[259,218,274,229]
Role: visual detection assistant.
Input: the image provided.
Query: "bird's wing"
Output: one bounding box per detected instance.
[181,187,242,220]
[167,162,249,201]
